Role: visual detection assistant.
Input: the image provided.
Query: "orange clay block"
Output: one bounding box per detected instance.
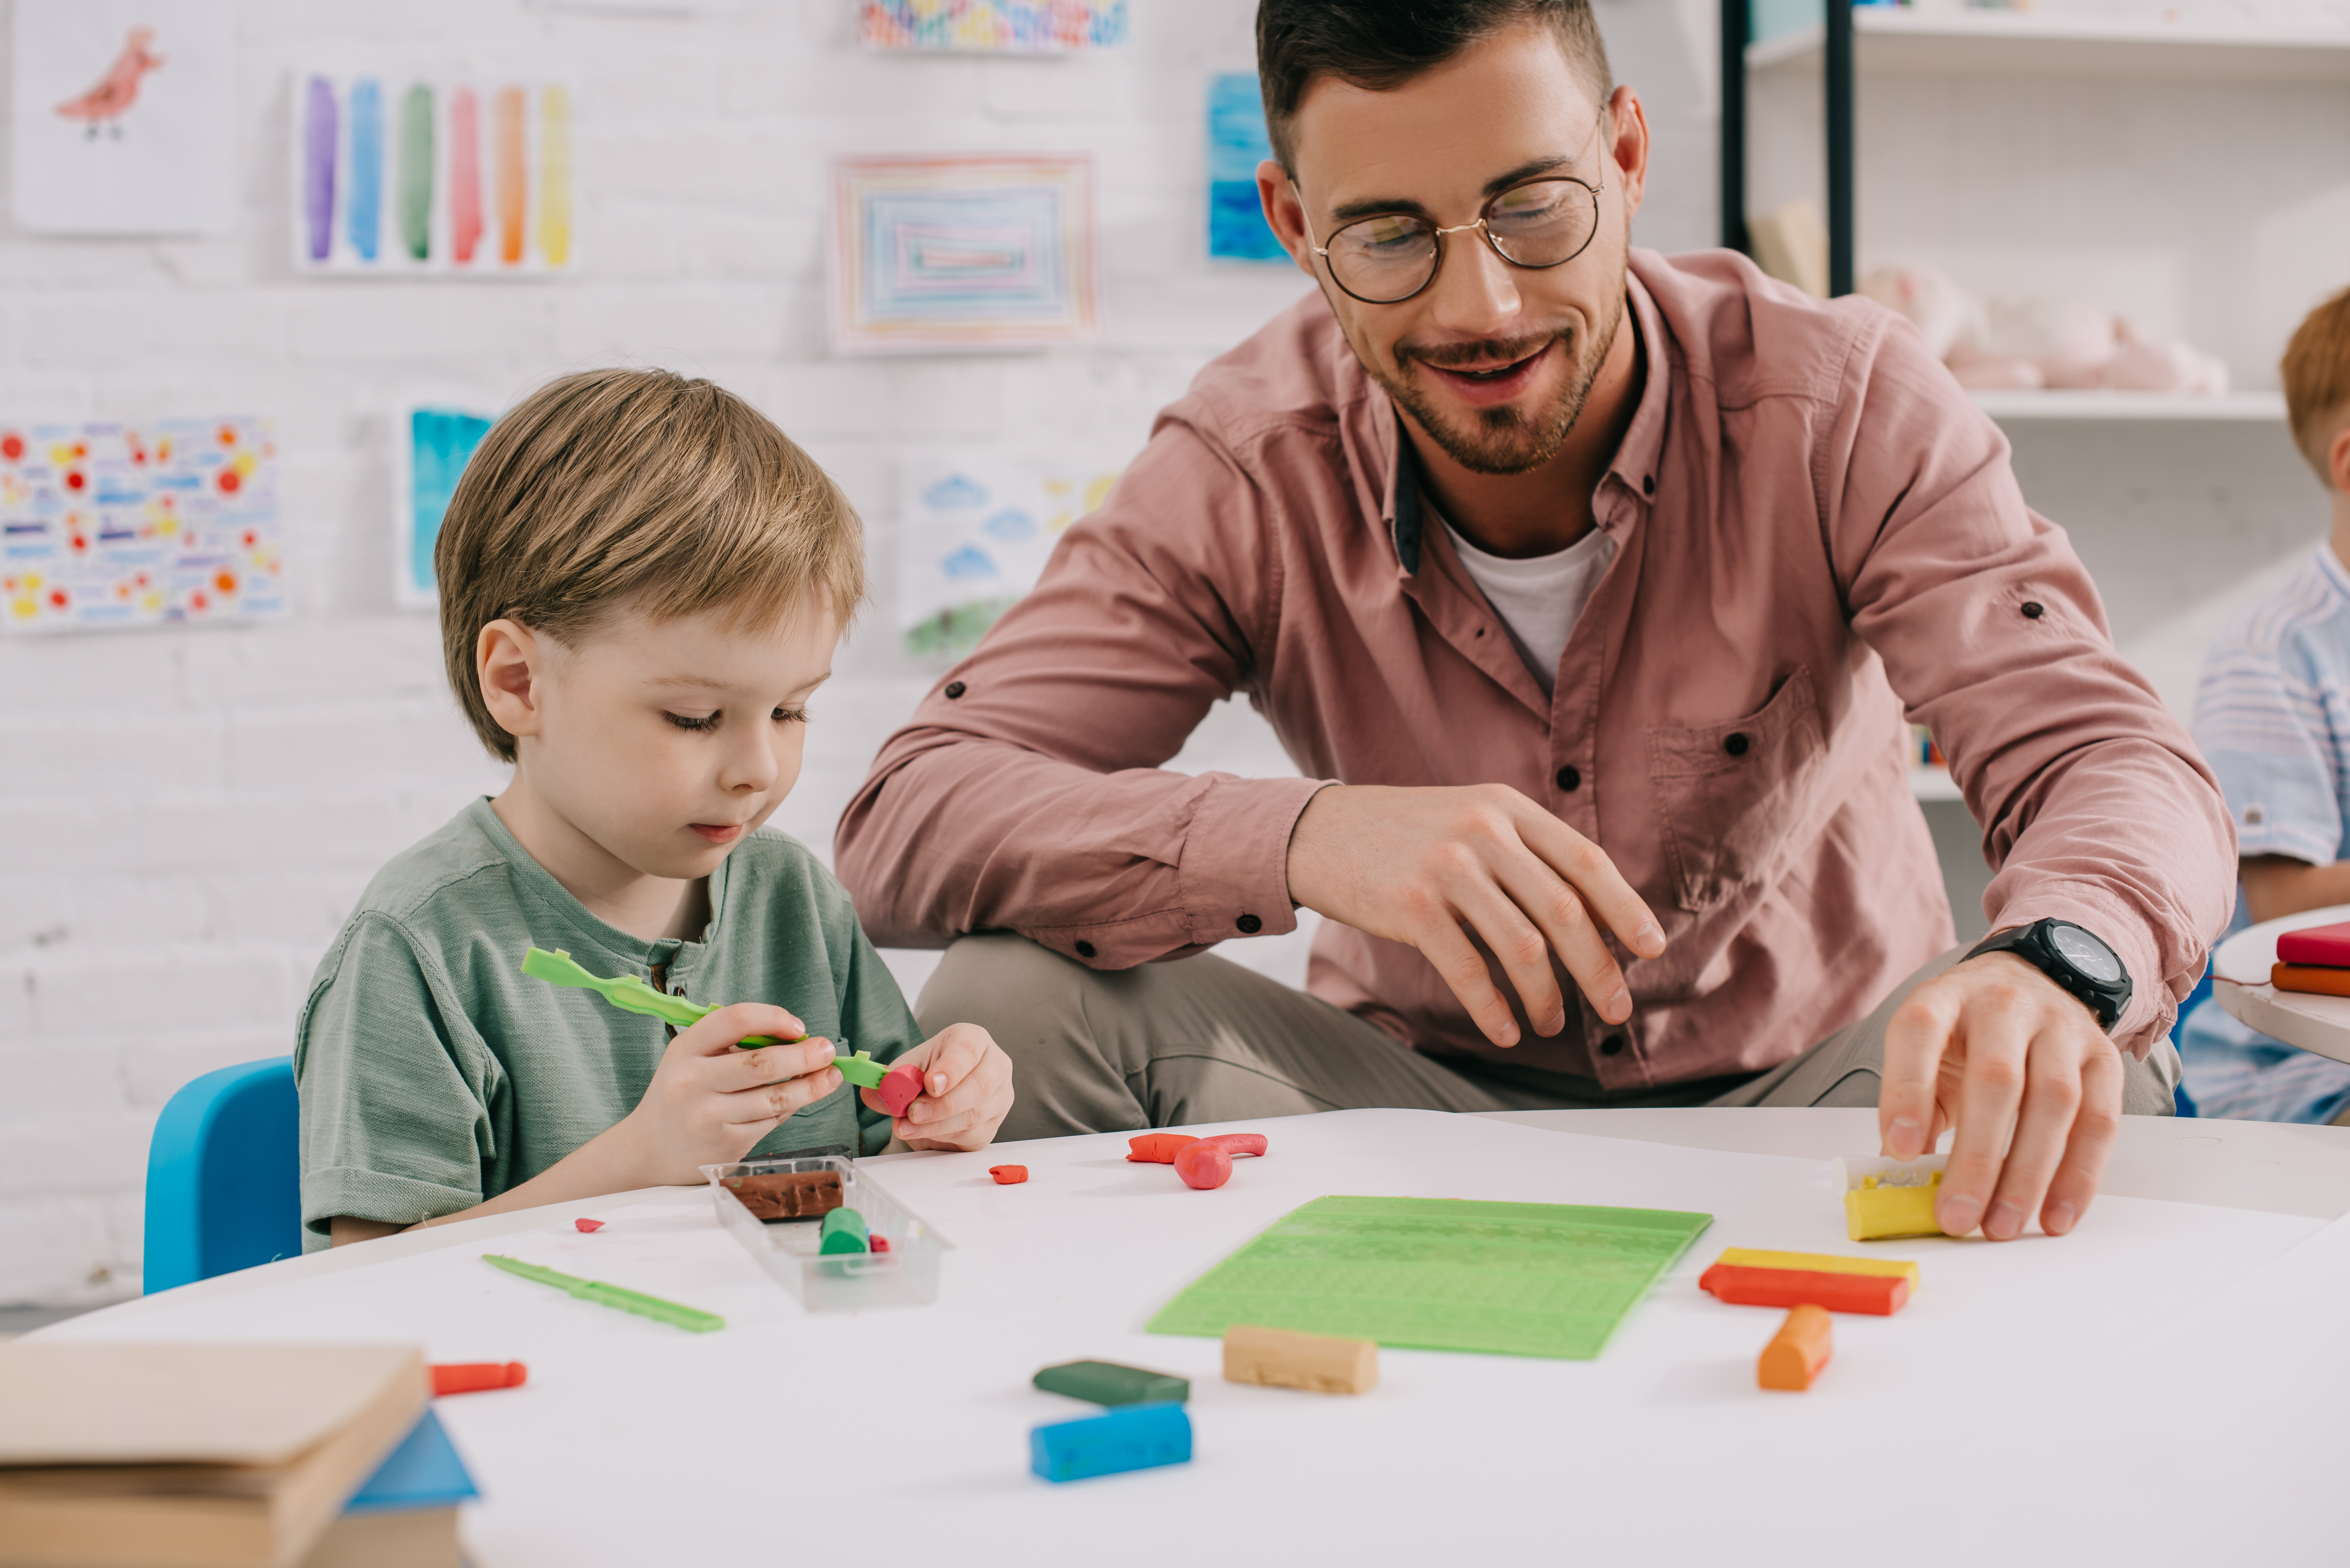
[1223,1323,1378,1395]
[1699,1264,1909,1315]
[1127,1133,1200,1164]
[989,1165,1029,1184]
[430,1361,528,1396]
[1757,1306,1833,1392]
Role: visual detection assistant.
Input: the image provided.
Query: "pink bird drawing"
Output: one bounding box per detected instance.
[55,26,166,139]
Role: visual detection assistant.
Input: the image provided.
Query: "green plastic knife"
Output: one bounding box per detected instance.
[483,1253,726,1333]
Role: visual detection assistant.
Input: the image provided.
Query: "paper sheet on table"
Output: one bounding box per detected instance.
[1147,1195,1712,1358]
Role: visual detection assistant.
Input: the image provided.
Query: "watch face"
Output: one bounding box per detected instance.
[2050,923,2122,984]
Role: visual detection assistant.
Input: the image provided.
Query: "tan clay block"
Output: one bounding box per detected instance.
[1222,1323,1378,1395]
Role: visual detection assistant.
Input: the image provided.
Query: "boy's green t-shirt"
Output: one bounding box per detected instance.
[295,798,918,1250]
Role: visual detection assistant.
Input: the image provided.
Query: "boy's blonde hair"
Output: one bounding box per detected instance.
[2282,287,2350,486]
[435,368,867,763]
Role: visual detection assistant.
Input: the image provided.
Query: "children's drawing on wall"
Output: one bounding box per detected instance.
[859,0,1128,52]
[393,404,497,609]
[295,75,578,275]
[898,451,1121,656]
[10,0,234,234]
[1,418,286,634]
[832,155,1100,353]
[1208,73,1285,264]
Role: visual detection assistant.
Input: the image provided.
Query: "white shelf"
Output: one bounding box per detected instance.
[1911,764,1962,803]
[1750,9,2350,80]
[1967,389,2286,422]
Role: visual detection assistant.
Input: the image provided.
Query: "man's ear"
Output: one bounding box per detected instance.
[1606,85,1651,227]
[477,618,546,744]
[1255,159,1321,281]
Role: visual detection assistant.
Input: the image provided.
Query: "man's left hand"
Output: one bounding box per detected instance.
[1878,951,2126,1240]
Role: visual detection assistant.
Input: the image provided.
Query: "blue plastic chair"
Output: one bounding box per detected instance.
[143,1057,303,1294]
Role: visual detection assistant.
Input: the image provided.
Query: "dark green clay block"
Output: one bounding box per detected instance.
[1033,1360,1191,1407]
[819,1207,869,1255]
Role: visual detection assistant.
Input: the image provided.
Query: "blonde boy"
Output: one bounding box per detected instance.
[2182,289,2350,1121]
[298,369,1014,1247]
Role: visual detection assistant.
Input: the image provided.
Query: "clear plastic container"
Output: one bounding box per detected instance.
[700,1154,948,1311]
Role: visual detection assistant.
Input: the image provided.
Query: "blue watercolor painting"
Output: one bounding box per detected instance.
[397,405,493,608]
[1208,73,1284,263]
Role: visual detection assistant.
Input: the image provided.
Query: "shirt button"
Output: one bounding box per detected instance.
[1074,940,1097,958]
[1641,474,1655,496]
[2021,602,2045,620]
[1723,733,1750,757]
[1599,1034,1626,1056]
[1236,914,1262,934]
[944,680,967,698]
[1556,765,1581,792]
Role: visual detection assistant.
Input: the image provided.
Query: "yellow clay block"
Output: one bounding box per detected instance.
[1845,1181,1944,1242]
[1713,1248,1920,1286]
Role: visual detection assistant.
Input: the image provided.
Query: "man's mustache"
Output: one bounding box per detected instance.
[1397,331,1570,371]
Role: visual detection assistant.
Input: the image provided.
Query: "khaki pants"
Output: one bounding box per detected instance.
[917,933,2182,1141]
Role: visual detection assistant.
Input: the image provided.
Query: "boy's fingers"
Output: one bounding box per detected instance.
[901,1043,1011,1127]
[734,1037,835,1089]
[724,1067,841,1125]
[913,1024,992,1096]
[682,1002,808,1054]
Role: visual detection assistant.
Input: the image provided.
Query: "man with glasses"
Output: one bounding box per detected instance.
[838,0,2232,1244]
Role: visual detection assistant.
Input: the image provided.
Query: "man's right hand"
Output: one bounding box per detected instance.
[617,1004,843,1184]
[1285,783,1666,1047]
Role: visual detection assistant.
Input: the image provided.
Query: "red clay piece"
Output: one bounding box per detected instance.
[1199,1133,1267,1157]
[573,1217,604,1233]
[871,1235,891,1252]
[878,1059,926,1118]
[1174,1142,1233,1190]
[1127,1133,1200,1164]
[990,1165,1030,1184]
[431,1361,528,1396]
[1699,1264,1908,1316]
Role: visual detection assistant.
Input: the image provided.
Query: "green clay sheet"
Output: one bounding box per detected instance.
[1146,1195,1712,1360]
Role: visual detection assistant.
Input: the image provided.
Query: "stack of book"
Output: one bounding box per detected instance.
[0,1343,477,1568]
[2272,920,2350,997]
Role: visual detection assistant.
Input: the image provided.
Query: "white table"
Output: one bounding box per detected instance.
[34,1108,2350,1565]
[2212,900,2350,1064]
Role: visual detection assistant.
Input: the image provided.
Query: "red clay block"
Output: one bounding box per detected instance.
[878,1059,926,1118]
[1758,1306,1833,1391]
[1199,1133,1267,1157]
[1174,1142,1233,1190]
[431,1361,528,1396]
[989,1165,1029,1184]
[1127,1133,1200,1164]
[574,1218,604,1233]
[1699,1263,1908,1316]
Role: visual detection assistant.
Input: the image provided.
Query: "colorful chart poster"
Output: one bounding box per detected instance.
[1,418,286,634]
[10,0,235,235]
[294,74,578,275]
[832,155,1100,354]
[898,450,1120,656]
[392,403,497,609]
[859,0,1128,52]
[1208,73,1285,264]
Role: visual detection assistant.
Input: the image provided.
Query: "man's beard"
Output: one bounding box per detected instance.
[1374,281,1626,478]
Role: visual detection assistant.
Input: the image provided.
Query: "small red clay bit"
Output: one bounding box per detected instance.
[1174,1142,1233,1190]
[1199,1133,1267,1158]
[574,1218,604,1233]
[431,1361,529,1396]
[878,1059,926,1118]
[990,1165,1030,1184]
[1127,1133,1200,1164]
[871,1235,892,1252]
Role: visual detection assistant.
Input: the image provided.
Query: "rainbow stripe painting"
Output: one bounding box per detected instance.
[832,155,1100,354]
[294,73,577,275]
[859,0,1128,53]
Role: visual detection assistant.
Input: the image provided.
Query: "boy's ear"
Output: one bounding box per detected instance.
[2328,422,2350,494]
[477,619,546,743]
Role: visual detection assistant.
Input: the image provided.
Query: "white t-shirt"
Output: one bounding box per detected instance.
[1442,522,1617,696]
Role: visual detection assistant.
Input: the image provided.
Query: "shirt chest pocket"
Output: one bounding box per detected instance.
[1645,667,1828,914]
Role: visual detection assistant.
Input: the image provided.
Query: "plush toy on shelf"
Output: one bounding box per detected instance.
[1859,264,2229,395]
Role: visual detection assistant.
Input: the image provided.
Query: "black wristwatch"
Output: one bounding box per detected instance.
[1964,918,2133,1031]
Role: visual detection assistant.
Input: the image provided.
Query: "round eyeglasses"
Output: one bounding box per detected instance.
[1304,173,1606,305]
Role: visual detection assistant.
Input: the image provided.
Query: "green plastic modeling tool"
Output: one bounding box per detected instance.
[520,946,801,1049]
[482,1253,726,1333]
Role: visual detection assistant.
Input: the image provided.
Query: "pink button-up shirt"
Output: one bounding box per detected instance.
[838,249,2232,1085]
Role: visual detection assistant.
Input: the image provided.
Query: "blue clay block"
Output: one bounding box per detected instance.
[1029,1402,1192,1483]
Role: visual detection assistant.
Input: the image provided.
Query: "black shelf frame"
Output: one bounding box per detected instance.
[1720,0,1856,295]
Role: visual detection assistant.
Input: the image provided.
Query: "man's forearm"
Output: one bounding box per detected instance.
[2239,855,2350,925]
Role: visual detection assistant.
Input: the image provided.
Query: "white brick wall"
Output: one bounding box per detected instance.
[0,0,1725,1305]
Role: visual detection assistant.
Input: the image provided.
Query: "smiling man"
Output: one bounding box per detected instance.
[837,0,2236,1241]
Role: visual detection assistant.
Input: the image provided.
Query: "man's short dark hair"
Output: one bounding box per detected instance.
[1256,0,1613,172]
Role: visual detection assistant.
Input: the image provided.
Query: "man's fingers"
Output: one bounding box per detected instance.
[1878,983,1959,1160]
[2040,1045,2124,1237]
[1517,811,1665,960]
[1979,1022,2085,1241]
[1453,882,1568,1037]
[1938,999,2032,1238]
[1415,915,1524,1047]
[1491,852,1628,1027]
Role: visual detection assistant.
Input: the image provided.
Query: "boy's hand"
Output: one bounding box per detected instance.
[618,1003,843,1184]
[861,1022,1013,1152]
